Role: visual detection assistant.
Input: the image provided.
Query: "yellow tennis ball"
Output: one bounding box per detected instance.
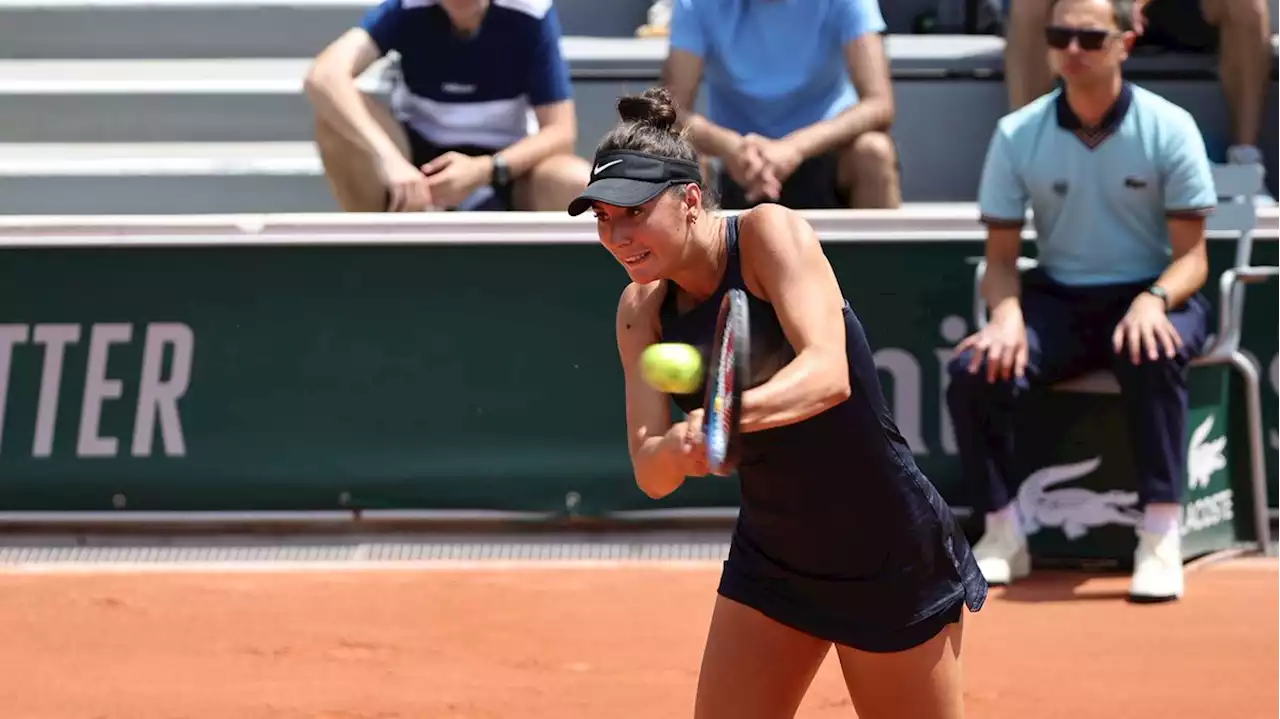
[640,343,704,394]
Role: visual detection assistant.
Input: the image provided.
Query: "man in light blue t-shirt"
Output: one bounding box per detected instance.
[946,0,1217,603]
[660,0,900,210]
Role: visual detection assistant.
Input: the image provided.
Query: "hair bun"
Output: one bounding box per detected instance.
[617,87,679,133]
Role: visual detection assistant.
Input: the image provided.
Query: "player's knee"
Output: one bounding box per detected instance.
[519,153,591,211]
[947,349,980,379]
[1111,350,1186,383]
[312,111,342,152]
[845,132,897,178]
[1007,0,1053,27]
[945,350,1024,404]
[1210,0,1267,31]
[945,352,990,395]
[530,153,591,187]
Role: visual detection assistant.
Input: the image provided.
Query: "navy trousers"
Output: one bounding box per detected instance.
[946,269,1210,515]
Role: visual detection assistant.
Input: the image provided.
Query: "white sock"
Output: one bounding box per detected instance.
[987,502,1023,538]
[1142,503,1181,536]
[1227,145,1263,165]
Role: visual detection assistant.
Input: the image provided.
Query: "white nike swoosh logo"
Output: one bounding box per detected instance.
[593,159,623,175]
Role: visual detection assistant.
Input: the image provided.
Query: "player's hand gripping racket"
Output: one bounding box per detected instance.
[702,288,750,476]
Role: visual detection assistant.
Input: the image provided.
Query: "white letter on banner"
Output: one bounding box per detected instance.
[32,324,81,458]
[0,325,29,454]
[77,323,132,458]
[132,323,193,457]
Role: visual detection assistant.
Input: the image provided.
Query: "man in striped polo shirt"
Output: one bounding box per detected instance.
[305,0,590,212]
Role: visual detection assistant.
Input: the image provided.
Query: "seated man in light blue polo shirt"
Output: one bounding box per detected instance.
[660,0,900,210]
[945,0,1216,603]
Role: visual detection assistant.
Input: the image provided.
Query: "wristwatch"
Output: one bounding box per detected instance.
[1145,284,1170,310]
[490,153,511,190]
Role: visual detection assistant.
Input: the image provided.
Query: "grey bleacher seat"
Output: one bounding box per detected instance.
[0,0,653,59]
[0,0,373,60]
[0,28,1274,214]
[0,142,337,214]
[0,58,391,143]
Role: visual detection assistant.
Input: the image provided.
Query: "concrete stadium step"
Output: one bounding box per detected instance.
[0,59,391,143]
[0,0,652,59]
[0,142,336,214]
[0,36,670,145]
[0,37,1232,145]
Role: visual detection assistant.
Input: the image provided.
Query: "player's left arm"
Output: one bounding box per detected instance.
[488,6,579,178]
[1152,111,1217,307]
[781,0,893,160]
[735,205,851,433]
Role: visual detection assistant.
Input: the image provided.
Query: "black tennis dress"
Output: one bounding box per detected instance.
[660,215,988,652]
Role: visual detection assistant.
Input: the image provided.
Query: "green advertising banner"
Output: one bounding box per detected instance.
[1014,367,1241,564]
[0,239,1272,520]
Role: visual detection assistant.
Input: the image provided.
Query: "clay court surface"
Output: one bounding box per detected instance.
[0,552,1274,719]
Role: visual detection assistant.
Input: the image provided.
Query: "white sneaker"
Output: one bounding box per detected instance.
[1129,529,1184,603]
[1226,145,1277,206]
[972,512,1030,585]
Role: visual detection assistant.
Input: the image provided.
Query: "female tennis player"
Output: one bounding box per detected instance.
[568,88,988,719]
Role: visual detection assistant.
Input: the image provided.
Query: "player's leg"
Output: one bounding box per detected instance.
[944,272,1102,584]
[1199,0,1270,160]
[693,595,831,719]
[512,152,591,211]
[312,96,412,211]
[1109,291,1210,602]
[836,131,901,209]
[834,611,965,719]
[1003,0,1056,109]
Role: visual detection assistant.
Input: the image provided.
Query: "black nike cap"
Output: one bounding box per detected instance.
[567,150,703,216]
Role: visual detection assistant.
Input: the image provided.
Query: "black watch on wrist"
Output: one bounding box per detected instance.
[1145,284,1170,310]
[490,153,511,190]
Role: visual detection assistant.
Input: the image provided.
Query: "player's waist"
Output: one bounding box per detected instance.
[706,88,854,140]
[391,89,531,150]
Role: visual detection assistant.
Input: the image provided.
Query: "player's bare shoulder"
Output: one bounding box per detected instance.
[735,204,824,295]
[615,280,667,350]
[738,203,817,253]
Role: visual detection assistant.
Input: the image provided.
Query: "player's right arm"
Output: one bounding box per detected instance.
[660,1,740,161]
[615,283,705,499]
[304,3,430,210]
[975,127,1028,321]
[956,125,1029,382]
[305,28,402,170]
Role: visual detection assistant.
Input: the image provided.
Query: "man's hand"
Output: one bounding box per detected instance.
[1112,292,1182,365]
[955,313,1030,384]
[743,134,803,183]
[377,155,434,212]
[741,134,804,203]
[421,152,493,209]
[723,138,768,195]
[1130,0,1151,34]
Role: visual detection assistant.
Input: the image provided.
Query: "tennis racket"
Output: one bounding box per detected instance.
[702,288,750,476]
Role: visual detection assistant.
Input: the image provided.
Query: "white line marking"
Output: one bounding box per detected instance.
[1188,556,1278,573]
[0,559,725,575]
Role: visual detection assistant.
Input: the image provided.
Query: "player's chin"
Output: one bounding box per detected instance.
[1060,62,1090,78]
[618,254,660,282]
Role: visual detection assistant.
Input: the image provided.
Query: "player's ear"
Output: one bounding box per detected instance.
[684,183,702,220]
[1120,30,1136,55]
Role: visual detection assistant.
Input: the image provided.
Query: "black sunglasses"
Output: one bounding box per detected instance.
[1044,25,1117,50]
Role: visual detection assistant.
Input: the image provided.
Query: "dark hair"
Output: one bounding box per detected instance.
[596,87,717,208]
[1049,0,1136,32]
